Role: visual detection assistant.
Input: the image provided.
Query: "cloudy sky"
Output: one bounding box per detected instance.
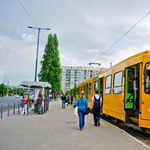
[0,0,150,86]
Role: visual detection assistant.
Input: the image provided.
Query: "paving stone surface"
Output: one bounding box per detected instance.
[0,100,149,150]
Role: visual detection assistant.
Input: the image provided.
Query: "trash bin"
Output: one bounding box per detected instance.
[34,104,38,113]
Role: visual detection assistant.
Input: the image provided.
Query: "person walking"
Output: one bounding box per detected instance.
[74,91,88,131]
[67,95,69,106]
[90,89,102,126]
[37,93,43,114]
[54,95,56,101]
[21,93,29,115]
[61,93,66,109]
[71,94,74,105]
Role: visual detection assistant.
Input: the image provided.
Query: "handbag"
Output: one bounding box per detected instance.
[74,106,78,116]
[80,98,89,115]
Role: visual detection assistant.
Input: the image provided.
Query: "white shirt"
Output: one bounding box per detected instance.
[92,95,102,102]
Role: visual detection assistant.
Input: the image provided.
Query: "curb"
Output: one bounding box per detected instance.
[101,119,150,150]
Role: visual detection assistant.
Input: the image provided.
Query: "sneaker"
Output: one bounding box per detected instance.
[98,121,100,126]
[79,128,82,131]
[93,124,97,127]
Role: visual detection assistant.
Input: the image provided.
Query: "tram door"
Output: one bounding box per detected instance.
[98,78,103,109]
[142,61,150,120]
[125,69,134,109]
[125,65,140,118]
[84,84,88,98]
[98,78,103,98]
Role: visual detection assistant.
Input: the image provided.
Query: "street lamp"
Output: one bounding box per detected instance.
[28,26,50,82]
[88,62,101,76]
[3,73,10,97]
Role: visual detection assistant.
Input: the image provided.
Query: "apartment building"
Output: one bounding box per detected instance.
[60,66,106,92]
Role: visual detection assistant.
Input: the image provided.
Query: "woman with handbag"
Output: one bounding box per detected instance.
[74,91,88,131]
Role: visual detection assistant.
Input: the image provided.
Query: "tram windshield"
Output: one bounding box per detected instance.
[144,63,150,94]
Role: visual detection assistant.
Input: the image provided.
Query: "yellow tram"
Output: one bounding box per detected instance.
[76,51,150,134]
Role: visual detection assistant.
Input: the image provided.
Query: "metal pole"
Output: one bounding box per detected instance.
[8,102,9,116]
[44,100,45,113]
[13,102,15,114]
[1,102,3,118]
[18,102,19,112]
[7,79,9,97]
[34,29,40,82]
[3,74,6,97]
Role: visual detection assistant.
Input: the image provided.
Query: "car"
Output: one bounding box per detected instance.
[15,95,19,98]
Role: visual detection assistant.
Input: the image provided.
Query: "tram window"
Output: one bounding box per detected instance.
[100,80,103,94]
[81,87,82,91]
[128,71,133,93]
[105,75,112,94]
[89,83,92,94]
[94,80,98,92]
[113,71,122,93]
[84,85,86,92]
[144,62,150,94]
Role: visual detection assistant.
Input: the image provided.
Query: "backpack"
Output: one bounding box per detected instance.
[93,96,100,111]
[20,99,24,108]
[62,95,66,100]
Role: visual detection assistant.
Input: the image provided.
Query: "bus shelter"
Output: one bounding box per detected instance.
[20,81,51,113]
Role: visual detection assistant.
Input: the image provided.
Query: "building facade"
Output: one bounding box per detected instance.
[60,66,106,92]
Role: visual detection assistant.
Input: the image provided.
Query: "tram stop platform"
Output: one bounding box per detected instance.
[0,100,149,150]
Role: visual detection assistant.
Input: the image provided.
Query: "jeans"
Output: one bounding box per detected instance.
[78,109,86,129]
[71,100,73,105]
[21,105,27,115]
[62,100,65,108]
[93,109,100,125]
[38,104,42,113]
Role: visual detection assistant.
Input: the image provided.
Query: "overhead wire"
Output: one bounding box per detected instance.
[18,0,47,39]
[94,10,150,63]
[18,0,67,66]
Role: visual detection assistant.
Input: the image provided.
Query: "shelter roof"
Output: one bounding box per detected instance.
[20,81,51,89]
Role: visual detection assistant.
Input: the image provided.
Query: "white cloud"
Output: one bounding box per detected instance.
[1,0,150,86]
[0,32,45,85]
[88,49,98,53]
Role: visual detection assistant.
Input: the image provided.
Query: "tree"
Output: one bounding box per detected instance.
[38,33,61,93]
[53,34,61,92]
[69,86,76,98]
[0,83,7,96]
[65,90,70,96]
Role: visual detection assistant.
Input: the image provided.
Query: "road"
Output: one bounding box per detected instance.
[0,97,22,112]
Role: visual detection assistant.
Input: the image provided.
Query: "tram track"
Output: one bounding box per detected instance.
[100,114,150,147]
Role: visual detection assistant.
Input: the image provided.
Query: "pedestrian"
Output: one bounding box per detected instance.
[67,95,69,106]
[74,91,88,131]
[71,94,74,105]
[21,93,29,115]
[61,93,66,109]
[37,93,43,114]
[54,95,56,101]
[90,89,102,126]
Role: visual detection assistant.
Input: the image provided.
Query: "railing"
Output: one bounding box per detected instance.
[0,100,50,118]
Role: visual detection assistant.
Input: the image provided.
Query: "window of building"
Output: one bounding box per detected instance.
[89,83,92,94]
[105,75,112,94]
[113,71,122,94]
